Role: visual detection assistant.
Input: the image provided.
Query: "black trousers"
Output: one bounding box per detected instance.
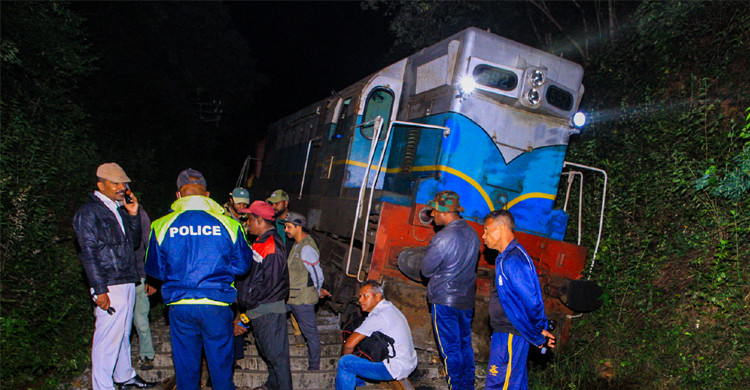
[251,312,292,390]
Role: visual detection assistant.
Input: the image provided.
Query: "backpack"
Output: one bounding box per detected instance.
[341,314,396,362]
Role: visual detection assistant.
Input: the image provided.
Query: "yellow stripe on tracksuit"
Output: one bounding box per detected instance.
[432,304,453,390]
[504,334,513,390]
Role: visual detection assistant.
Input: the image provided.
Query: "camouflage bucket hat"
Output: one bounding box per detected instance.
[426,190,464,213]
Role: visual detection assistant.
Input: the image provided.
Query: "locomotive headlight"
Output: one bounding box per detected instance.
[572,112,587,128]
[458,76,477,95]
[529,69,545,86]
[526,89,541,105]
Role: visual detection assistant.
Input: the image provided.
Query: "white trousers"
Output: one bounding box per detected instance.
[92,283,136,390]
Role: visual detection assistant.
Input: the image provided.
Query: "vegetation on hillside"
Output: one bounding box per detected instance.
[372,1,750,388]
[1,2,99,387]
[1,2,264,388]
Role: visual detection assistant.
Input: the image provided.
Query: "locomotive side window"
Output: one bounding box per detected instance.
[330,98,352,140]
[361,87,395,140]
[545,85,574,111]
[473,64,518,91]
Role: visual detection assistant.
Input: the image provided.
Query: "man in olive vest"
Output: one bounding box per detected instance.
[282,211,329,370]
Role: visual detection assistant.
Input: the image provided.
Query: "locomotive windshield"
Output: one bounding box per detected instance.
[472,64,518,91]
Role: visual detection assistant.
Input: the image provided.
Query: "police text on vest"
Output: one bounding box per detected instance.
[169,225,222,237]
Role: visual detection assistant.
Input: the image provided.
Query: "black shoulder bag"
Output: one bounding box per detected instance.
[341,315,396,362]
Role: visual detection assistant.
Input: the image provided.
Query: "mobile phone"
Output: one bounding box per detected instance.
[124,184,134,204]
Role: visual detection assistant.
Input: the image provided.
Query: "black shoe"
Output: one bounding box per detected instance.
[139,357,154,371]
[119,375,157,389]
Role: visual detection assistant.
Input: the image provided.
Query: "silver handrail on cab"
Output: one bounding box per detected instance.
[562,161,608,276]
[345,118,451,282]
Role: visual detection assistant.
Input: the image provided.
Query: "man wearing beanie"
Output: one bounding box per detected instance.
[73,163,155,390]
[224,187,251,223]
[145,169,252,390]
[267,189,294,254]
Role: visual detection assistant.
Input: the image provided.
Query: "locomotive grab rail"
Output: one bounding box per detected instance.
[561,170,584,245]
[345,118,451,282]
[345,116,384,280]
[298,137,321,200]
[562,161,608,276]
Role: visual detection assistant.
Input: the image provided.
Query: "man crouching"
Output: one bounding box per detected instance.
[336,281,417,390]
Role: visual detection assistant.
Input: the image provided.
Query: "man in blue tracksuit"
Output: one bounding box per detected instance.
[145,169,251,390]
[482,210,556,390]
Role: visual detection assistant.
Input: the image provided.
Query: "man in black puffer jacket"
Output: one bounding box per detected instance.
[73,163,155,390]
[421,190,481,390]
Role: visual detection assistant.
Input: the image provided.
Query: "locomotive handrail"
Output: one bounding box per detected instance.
[298,137,321,200]
[345,118,452,282]
[562,161,608,276]
[345,116,385,280]
[561,170,584,245]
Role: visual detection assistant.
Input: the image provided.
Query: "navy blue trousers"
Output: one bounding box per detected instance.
[169,304,235,390]
[431,304,475,390]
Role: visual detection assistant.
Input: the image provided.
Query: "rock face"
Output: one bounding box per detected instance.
[71,308,461,389]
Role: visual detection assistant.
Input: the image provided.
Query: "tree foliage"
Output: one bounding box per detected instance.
[373,0,750,388]
[364,0,639,64]
[73,2,267,211]
[1,2,266,387]
[1,1,99,387]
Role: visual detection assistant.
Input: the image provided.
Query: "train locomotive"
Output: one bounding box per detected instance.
[246,27,605,356]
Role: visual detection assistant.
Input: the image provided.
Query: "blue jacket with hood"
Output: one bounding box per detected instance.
[145,195,251,304]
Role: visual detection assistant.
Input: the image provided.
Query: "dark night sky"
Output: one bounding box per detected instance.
[226,1,394,124]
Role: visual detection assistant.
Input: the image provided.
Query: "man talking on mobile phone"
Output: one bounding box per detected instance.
[73,163,156,390]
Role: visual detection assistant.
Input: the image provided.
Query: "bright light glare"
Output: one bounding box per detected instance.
[573,112,586,127]
[529,69,545,86]
[526,89,541,105]
[458,76,476,95]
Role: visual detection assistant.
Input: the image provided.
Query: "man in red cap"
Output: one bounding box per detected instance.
[73,163,156,390]
[235,201,291,390]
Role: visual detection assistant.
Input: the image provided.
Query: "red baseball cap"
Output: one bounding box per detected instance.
[238,200,275,220]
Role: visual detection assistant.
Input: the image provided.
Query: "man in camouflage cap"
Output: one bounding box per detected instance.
[421,190,480,390]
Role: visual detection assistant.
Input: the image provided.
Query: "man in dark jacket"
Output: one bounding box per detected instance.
[73,163,155,390]
[421,190,480,390]
[235,200,291,390]
[482,210,555,390]
[145,169,252,390]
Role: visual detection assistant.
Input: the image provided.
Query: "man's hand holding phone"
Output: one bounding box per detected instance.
[122,184,139,215]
